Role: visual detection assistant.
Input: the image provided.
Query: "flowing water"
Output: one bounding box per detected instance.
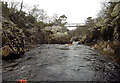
[2,44,120,81]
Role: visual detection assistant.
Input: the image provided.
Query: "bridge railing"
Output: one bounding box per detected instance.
[65,23,87,27]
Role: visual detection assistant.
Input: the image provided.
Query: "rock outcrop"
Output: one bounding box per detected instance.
[111,3,120,17]
[41,26,69,44]
[1,1,70,60]
[1,19,25,59]
[79,2,120,59]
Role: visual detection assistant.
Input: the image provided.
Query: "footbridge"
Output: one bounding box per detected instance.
[65,23,89,27]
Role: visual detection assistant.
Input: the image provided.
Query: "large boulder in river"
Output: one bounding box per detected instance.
[1,20,25,59]
[42,26,69,44]
[51,32,69,44]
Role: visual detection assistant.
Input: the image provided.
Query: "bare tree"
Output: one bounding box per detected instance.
[97,2,110,19]
[10,0,20,11]
[20,0,23,12]
[29,5,40,20]
[38,9,48,22]
[51,13,58,23]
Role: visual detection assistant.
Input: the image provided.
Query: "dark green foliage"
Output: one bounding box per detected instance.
[51,14,67,26]
[26,14,36,23]
[9,11,27,28]
[2,2,10,19]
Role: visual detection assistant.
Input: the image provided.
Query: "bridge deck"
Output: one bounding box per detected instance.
[65,25,90,27]
[65,23,89,27]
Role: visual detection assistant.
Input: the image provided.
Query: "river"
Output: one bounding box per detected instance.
[2,44,120,81]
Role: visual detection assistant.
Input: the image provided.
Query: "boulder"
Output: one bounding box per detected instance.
[103,44,115,55]
[79,36,87,44]
[1,45,13,58]
[103,18,112,23]
[42,26,69,44]
[112,40,120,55]
[111,3,120,17]
[94,44,100,49]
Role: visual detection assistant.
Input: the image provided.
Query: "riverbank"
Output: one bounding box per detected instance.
[77,2,120,63]
[1,18,69,59]
[79,40,120,63]
[93,40,120,63]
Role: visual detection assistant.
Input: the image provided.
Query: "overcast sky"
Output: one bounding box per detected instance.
[4,0,103,24]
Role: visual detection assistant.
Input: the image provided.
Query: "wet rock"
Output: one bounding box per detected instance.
[58,45,69,50]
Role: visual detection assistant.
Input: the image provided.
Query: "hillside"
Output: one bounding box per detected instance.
[1,1,69,59]
[78,2,120,62]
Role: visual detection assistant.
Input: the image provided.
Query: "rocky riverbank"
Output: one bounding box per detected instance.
[78,2,120,62]
[1,17,70,59]
[1,19,25,59]
[1,1,71,59]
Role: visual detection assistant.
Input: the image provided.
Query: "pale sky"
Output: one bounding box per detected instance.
[4,0,102,24]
